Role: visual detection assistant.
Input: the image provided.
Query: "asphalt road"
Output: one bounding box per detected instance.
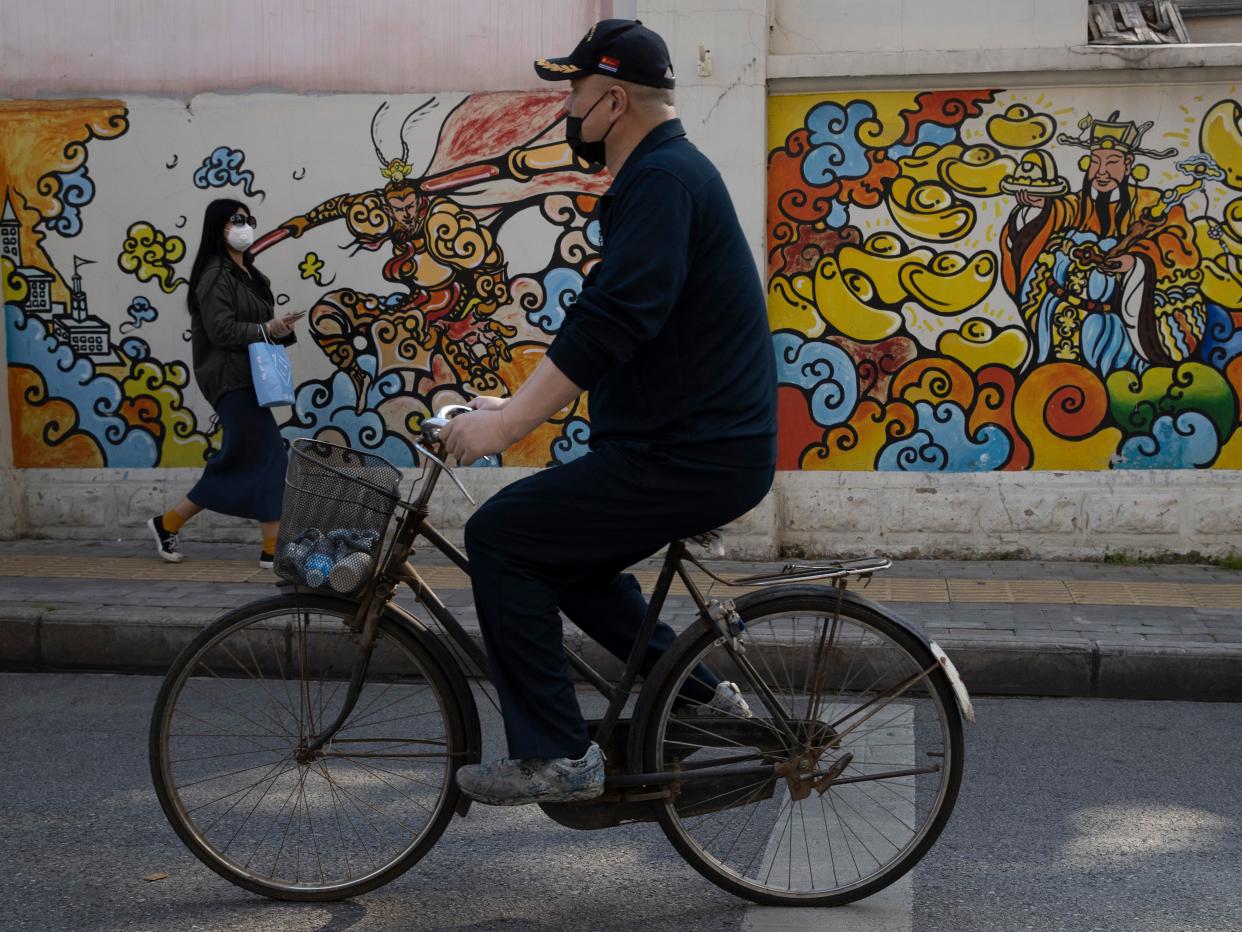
[1,673,1239,931]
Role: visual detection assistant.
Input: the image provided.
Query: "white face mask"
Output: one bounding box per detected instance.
[225,225,255,250]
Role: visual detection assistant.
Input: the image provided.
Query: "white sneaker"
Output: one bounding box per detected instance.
[147,516,185,564]
[704,681,753,719]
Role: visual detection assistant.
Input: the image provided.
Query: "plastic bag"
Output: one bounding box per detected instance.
[248,327,295,408]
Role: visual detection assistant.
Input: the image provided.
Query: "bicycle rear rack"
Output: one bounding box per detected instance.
[730,556,892,586]
[687,555,893,589]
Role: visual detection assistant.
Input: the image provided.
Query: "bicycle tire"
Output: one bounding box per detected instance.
[149,593,467,901]
[635,586,964,907]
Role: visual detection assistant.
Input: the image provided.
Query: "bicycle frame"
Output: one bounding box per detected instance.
[299,438,902,798]
[153,430,971,903]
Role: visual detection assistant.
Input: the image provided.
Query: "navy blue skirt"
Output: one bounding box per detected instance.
[188,386,287,522]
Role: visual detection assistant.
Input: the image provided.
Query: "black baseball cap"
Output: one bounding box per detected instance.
[534,19,675,90]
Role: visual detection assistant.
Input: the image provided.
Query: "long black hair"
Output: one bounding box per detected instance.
[186,198,272,312]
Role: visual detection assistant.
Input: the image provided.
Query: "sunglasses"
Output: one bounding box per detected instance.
[228,213,258,228]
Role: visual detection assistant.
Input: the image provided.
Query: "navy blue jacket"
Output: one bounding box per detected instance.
[547,119,777,467]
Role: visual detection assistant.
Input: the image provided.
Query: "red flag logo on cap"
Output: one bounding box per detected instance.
[598,55,620,73]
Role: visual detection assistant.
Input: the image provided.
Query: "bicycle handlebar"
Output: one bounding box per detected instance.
[410,405,480,507]
[419,404,473,444]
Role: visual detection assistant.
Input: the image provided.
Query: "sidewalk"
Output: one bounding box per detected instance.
[2,538,1240,701]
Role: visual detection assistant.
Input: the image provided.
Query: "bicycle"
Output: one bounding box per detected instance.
[149,405,975,907]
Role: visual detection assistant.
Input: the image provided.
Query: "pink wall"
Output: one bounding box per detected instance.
[1,0,610,97]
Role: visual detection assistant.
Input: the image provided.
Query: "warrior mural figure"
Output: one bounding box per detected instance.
[1001,111,1205,375]
[251,95,604,405]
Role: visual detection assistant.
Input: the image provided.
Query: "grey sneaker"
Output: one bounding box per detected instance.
[456,742,606,806]
[704,681,753,719]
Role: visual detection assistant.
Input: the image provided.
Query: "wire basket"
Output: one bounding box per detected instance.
[274,439,402,596]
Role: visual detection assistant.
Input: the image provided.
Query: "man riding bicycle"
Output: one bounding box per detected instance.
[441,19,777,806]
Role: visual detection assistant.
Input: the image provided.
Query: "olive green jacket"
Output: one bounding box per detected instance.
[189,257,295,407]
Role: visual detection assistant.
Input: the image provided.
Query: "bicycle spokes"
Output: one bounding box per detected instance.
[650,600,960,903]
[152,600,463,898]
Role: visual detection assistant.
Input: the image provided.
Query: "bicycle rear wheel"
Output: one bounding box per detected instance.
[638,587,964,906]
[149,593,466,901]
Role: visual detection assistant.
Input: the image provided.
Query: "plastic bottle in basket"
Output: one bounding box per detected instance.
[280,541,311,576]
[302,547,335,588]
[330,551,373,593]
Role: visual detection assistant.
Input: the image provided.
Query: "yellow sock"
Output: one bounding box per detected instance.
[162,509,186,534]
[262,532,277,554]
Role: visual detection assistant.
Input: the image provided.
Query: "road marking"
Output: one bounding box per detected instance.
[741,704,914,932]
[741,876,911,932]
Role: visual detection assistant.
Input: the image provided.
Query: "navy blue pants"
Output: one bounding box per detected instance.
[464,442,774,760]
[188,386,286,522]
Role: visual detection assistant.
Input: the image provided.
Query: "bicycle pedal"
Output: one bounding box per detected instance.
[813,752,854,795]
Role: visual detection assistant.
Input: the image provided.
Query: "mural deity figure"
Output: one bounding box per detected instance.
[1000,112,1205,375]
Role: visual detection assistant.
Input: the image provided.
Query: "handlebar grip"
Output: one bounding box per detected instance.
[421,405,472,443]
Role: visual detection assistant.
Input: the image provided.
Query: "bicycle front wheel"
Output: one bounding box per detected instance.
[149,593,466,901]
[639,587,964,907]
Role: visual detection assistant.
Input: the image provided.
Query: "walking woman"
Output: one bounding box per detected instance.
[148,199,302,568]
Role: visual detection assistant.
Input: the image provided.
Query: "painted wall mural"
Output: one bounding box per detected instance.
[7,87,1242,474]
[768,86,1242,470]
[2,93,606,468]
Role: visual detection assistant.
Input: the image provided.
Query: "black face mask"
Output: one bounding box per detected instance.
[565,91,616,168]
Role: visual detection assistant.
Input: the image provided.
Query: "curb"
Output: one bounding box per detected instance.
[2,608,1241,702]
[928,637,1242,703]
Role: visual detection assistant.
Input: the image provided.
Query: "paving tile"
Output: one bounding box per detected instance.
[5,542,1242,675]
[944,628,1019,639]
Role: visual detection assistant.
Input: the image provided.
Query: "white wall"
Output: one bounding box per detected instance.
[767,0,1242,84]
[0,0,608,96]
[19,466,1242,561]
[638,0,769,270]
[770,0,1085,55]
[5,0,1242,558]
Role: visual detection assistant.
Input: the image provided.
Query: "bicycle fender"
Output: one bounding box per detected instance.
[628,583,973,768]
[733,583,932,645]
[732,585,975,725]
